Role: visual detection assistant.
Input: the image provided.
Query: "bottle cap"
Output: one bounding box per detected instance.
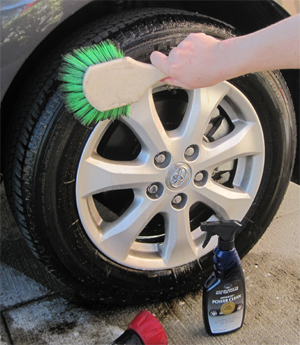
[128,310,168,345]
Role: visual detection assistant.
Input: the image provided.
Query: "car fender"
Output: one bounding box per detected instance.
[1,0,93,102]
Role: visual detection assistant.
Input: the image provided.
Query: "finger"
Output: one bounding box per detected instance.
[150,51,170,76]
[161,77,190,89]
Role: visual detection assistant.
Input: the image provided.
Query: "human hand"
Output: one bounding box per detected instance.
[150,33,227,89]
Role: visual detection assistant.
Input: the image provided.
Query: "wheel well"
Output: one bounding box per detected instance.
[1,0,298,182]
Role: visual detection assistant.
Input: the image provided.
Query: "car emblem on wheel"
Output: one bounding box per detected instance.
[170,167,187,188]
[166,163,192,191]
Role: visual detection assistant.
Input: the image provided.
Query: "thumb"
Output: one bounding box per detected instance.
[150,51,170,76]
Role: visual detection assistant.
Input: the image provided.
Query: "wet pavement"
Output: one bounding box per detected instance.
[1,182,299,344]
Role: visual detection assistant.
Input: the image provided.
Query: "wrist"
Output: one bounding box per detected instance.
[218,36,250,81]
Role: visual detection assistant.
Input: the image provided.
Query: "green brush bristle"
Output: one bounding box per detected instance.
[59,40,129,125]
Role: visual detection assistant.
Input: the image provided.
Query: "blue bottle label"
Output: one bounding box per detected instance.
[207,279,244,334]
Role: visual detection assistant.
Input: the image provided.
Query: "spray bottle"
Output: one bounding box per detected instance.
[201,220,245,335]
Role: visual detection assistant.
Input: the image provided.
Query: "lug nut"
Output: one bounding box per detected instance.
[194,171,208,187]
[147,183,163,200]
[185,146,195,157]
[148,184,159,194]
[172,195,182,204]
[155,153,166,164]
[194,172,204,182]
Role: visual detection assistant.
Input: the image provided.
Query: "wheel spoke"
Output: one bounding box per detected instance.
[99,196,163,262]
[171,83,231,148]
[159,206,198,266]
[198,120,263,171]
[192,180,252,220]
[123,89,171,156]
[77,155,160,198]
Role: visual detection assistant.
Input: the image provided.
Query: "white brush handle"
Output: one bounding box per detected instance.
[83,57,168,112]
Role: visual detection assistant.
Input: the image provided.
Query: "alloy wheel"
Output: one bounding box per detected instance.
[76,81,264,270]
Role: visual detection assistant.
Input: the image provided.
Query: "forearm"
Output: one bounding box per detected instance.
[150,14,300,89]
[220,14,300,80]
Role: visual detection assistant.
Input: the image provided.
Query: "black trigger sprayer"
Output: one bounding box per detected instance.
[201,220,246,335]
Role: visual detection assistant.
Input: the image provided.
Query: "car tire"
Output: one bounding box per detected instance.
[3,8,296,305]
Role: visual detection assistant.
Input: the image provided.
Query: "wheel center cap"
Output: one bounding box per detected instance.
[166,163,192,191]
